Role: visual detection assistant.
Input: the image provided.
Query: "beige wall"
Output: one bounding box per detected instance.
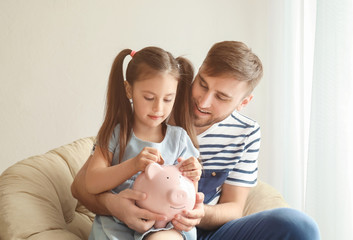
[0,0,268,174]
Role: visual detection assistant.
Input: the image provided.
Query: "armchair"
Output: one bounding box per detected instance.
[0,137,288,239]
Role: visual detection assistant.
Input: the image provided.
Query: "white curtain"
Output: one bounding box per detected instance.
[259,0,353,239]
[305,0,353,239]
[260,0,310,210]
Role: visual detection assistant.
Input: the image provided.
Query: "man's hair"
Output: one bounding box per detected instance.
[202,41,263,92]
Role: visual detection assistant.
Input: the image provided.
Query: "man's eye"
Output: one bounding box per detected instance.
[216,95,229,101]
[199,80,207,89]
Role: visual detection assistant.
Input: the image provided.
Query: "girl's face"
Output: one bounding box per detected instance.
[126,72,178,130]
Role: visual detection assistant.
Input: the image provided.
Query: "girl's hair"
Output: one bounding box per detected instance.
[97,46,197,162]
[202,41,263,93]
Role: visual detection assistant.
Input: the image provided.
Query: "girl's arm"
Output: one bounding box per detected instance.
[71,159,168,233]
[85,146,163,194]
[85,146,138,194]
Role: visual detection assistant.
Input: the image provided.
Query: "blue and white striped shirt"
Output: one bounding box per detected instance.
[197,110,261,204]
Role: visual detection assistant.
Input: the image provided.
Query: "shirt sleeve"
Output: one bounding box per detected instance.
[225,123,261,187]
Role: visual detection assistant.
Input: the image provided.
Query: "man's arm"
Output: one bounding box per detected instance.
[71,157,167,233]
[71,156,110,214]
[197,184,250,230]
[172,184,249,232]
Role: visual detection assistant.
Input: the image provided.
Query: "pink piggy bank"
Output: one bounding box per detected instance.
[133,162,196,228]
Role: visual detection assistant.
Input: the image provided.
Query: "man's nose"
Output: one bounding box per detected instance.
[198,92,212,108]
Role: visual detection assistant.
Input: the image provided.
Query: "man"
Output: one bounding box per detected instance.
[72,41,320,239]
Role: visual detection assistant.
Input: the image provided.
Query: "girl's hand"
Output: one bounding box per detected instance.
[178,156,202,182]
[133,147,164,172]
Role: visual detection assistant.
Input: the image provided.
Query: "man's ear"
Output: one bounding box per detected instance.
[236,94,253,111]
[124,81,132,100]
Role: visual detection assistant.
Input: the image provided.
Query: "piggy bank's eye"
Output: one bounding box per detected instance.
[179,175,182,179]
[167,177,169,179]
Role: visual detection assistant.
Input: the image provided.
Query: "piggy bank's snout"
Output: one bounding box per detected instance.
[167,189,188,205]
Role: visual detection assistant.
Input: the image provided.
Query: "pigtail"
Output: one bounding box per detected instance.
[174,57,199,148]
[97,49,133,162]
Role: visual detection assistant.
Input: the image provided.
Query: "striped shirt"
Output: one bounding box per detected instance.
[197,110,261,204]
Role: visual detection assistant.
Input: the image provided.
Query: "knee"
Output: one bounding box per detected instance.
[262,208,320,240]
[144,230,183,240]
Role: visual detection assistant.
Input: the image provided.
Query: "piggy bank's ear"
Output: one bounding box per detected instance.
[145,163,163,180]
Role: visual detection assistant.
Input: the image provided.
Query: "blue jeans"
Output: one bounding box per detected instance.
[197,208,320,240]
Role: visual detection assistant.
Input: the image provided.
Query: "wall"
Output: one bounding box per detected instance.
[0,0,269,182]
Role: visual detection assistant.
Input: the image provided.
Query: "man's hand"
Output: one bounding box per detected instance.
[171,192,205,232]
[100,189,167,233]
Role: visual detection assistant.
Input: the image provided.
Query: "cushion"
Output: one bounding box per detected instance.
[243,180,289,216]
[0,137,95,240]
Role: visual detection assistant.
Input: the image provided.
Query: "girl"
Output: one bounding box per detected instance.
[86,47,201,240]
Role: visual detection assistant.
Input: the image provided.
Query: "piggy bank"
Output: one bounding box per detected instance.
[133,162,196,228]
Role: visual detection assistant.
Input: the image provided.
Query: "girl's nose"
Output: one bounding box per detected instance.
[152,99,163,113]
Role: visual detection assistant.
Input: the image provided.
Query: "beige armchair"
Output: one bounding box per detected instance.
[0,137,288,240]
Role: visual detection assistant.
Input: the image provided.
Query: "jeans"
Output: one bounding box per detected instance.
[197,208,320,240]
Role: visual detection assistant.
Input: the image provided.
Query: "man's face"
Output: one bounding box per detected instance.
[191,67,253,134]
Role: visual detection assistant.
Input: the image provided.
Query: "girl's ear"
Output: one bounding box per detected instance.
[124,81,132,100]
[236,94,253,111]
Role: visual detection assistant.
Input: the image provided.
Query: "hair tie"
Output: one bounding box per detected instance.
[130,50,136,57]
